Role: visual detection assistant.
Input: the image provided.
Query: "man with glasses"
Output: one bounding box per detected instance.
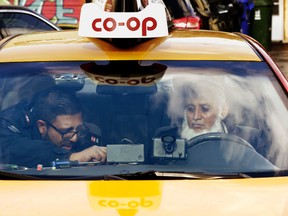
[0,88,106,168]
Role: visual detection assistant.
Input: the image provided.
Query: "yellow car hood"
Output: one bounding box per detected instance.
[1,177,288,215]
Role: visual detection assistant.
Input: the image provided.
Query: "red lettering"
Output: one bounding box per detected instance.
[126,17,140,31]
[92,18,102,31]
[142,17,157,36]
[103,18,116,32]
[89,15,158,36]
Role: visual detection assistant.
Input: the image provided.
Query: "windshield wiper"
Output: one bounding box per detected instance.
[103,171,251,180]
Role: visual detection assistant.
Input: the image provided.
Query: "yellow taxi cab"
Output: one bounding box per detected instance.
[0,0,288,215]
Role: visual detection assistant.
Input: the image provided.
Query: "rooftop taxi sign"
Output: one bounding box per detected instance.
[78,3,168,38]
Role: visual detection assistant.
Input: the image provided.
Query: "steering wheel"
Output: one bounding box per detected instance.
[175,132,277,171]
[186,132,255,150]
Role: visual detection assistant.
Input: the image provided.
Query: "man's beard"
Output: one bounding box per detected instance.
[181,114,225,141]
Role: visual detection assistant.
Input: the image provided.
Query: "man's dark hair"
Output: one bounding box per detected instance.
[31,88,82,122]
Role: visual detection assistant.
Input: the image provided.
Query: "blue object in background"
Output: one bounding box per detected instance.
[238,0,254,34]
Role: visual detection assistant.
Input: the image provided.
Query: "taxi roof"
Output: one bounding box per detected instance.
[0,29,261,63]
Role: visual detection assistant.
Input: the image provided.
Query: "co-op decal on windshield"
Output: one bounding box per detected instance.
[78,2,168,38]
[80,61,167,86]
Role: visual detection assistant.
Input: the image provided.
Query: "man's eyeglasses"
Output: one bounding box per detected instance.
[45,121,88,141]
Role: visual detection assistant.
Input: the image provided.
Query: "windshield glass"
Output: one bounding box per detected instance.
[0,60,287,178]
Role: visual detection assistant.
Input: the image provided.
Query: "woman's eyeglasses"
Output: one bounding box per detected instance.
[45,121,88,141]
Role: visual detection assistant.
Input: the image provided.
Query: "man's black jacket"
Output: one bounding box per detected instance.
[0,103,101,168]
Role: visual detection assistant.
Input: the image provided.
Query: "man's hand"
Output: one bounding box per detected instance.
[69,145,107,162]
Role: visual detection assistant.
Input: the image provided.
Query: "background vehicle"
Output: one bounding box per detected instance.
[0,5,61,40]
[0,1,288,215]
[164,0,201,29]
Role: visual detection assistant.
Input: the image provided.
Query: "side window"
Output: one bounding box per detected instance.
[0,12,55,37]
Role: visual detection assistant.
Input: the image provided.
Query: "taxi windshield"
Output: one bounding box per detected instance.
[0,60,287,179]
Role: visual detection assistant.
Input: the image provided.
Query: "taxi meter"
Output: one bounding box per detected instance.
[78,2,169,38]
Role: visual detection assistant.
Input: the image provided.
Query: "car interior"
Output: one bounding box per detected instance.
[0,60,287,171]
